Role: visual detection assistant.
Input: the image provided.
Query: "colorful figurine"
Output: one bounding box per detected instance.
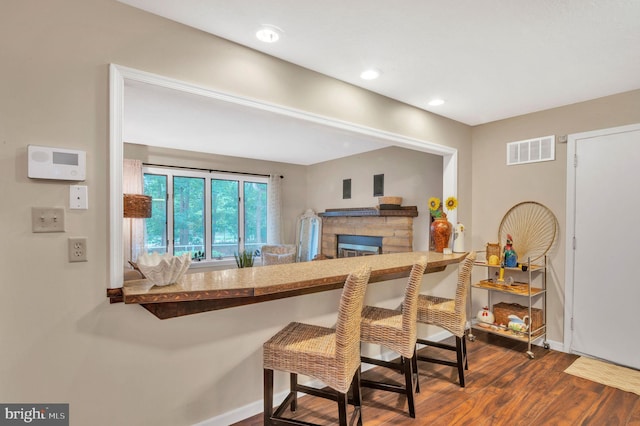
[503,233,518,268]
[477,306,495,324]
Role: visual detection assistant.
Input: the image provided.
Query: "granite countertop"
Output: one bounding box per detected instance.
[123,251,467,306]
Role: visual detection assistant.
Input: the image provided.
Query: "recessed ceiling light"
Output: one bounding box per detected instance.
[428,99,445,106]
[360,69,381,80]
[256,25,283,43]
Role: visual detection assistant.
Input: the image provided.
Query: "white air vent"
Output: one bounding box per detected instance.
[506,135,555,165]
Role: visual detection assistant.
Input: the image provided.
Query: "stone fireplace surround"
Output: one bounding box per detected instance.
[320,207,417,258]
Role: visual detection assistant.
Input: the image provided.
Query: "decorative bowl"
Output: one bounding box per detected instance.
[136,253,191,286]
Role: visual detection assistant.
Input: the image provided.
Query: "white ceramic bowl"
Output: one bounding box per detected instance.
[136,253,191,286]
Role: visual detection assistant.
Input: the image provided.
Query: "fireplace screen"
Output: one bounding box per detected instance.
[337,235,382,258]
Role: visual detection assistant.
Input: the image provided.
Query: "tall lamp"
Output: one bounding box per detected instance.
[123,194,152,263]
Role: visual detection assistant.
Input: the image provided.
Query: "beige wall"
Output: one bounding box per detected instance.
[6,0,635,422]
[0,1,471,424]
[307,146,443,251]
[471,89,640,343]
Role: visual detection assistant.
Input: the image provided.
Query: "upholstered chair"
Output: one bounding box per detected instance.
[261,244,297,265]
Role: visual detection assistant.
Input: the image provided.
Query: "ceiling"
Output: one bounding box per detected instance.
[124,79,394,165]
[118,0,640,126]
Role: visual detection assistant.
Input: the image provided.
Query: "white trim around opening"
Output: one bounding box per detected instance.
[109,64,458,288]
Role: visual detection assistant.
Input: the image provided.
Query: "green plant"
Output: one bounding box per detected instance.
[191,250,205,261]
[234,250,255,268]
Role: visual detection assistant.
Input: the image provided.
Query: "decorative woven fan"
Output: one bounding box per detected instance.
[498,201,558,263]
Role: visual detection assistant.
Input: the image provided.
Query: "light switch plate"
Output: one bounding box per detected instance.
[32,207,65,233]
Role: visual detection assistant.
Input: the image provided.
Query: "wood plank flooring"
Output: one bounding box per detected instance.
[233,330,640,425]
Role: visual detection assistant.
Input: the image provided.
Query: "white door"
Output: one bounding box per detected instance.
[568,124,640,369]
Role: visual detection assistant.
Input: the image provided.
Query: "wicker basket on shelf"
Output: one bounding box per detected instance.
[486,242,501,264]
[493,302,543,331]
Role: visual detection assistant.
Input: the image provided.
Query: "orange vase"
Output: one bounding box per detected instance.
[431,214,453,253]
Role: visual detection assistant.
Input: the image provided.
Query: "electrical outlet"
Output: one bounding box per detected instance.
[68,237,87,262]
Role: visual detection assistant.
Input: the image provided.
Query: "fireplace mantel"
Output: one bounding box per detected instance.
[320,207,419,258]
[319,206,418,218]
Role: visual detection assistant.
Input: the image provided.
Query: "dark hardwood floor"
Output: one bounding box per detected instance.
[233,330,640,425]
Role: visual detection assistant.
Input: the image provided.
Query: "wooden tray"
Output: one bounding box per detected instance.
[473,280,543,296]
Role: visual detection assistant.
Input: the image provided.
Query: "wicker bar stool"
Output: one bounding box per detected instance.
[359,257,427,418]
[263,266,372,426]
[416,252,476,387]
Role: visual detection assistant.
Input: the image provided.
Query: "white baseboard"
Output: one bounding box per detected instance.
[191,399,264,426]
[542,338,564,352]
[523,336,564,353]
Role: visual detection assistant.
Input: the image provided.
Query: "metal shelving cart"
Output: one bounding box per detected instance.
[468,256,549,358]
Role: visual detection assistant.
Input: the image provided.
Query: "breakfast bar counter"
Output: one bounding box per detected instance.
[122,251,467,319]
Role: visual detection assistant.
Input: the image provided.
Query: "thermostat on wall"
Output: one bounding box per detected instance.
[28,145,86,181]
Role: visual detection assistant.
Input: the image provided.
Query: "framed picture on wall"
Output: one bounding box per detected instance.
[373,174,384,197]
[343,178,351,199]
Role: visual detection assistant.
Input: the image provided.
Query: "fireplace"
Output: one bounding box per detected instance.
[319,206,418,258]
[337,235,382,258]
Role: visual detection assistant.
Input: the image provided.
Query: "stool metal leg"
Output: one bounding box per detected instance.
[416,336,468,388]
[351,368,363,426]
[463,335,469,370]
[402,356,416,418]
[456,336,466,387]
[412,347,420,394]
[290,373,298,412]
[263,369,274,425]
[337,392,348,426]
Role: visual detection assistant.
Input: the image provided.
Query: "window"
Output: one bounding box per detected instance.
[243,181,268,254]
[143,166,268,262]
[173,176,205,256]
[144,174,167,254]
[211,178,239,258]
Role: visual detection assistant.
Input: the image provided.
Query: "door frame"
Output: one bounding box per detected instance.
[564,122,640,353]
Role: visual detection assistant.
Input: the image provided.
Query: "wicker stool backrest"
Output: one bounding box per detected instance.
[335,266,372,392]
[400,257,428,355]
[454,252,477,321]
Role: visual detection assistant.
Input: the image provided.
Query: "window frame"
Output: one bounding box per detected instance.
[143,166,268,267]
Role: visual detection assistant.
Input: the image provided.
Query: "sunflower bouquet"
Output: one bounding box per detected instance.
[428,196,458,219]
